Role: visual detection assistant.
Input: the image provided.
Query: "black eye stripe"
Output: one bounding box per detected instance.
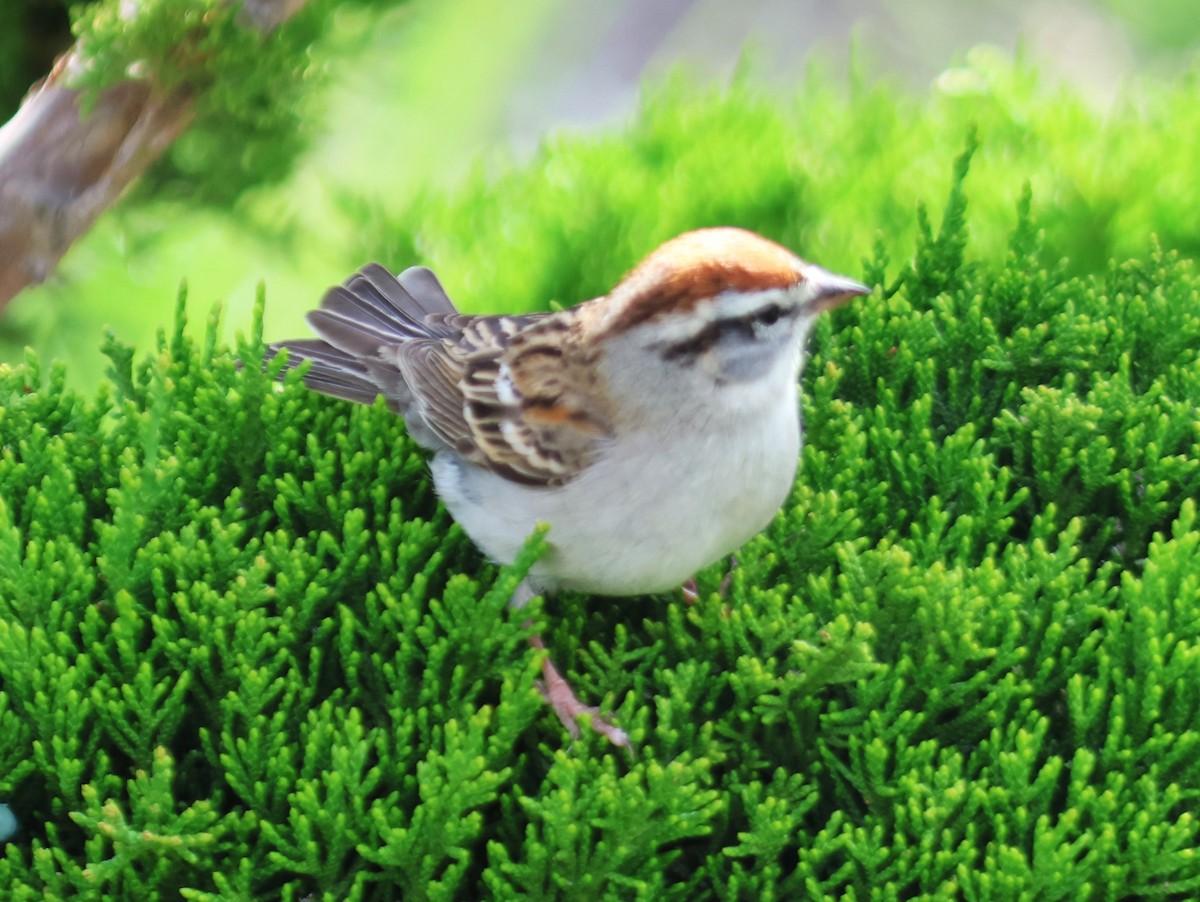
[752,303,784,327]
[660,305,796,361]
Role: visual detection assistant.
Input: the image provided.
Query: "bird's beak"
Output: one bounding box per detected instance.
[804,266,871,314]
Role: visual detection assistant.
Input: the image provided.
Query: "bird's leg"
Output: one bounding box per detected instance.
[718,554,739,595]
[511,580,629,750]
[527,631,630,750]
[680,555,739,604]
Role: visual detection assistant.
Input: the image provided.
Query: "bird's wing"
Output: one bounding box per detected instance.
[444,314,614,485]
[269,263,613,486]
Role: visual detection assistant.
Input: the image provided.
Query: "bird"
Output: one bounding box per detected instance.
[268,227,870,748]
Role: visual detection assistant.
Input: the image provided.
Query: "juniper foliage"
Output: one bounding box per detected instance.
[2,129,1200,901]
[68,0,411,203]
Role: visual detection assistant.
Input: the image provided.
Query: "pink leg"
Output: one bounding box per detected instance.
[681,578,700,604]
[680,556,738,604]
[528,632,630,750]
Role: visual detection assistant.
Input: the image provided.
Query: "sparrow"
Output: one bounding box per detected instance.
[269,227,869,748]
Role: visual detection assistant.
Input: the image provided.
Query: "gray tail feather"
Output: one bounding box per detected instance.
[306,263,458,359]
[265,339,383,406]
[267,262,458,407]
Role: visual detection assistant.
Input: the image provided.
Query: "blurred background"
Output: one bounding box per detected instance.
[1,0,1197,383]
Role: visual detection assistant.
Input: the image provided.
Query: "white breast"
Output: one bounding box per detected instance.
[432,390,801,597]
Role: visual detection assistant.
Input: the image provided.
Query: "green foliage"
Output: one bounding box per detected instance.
[4,88,1200,898]
[363,56,1200,322]
[67,0,409,202]
[1099,0,1200,52]
[11,52,1200,396]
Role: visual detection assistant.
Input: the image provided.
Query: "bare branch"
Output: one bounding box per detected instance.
[0,0,312,311]
[0,55,193,308]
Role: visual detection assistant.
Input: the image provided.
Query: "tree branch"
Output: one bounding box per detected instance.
[0,0,311,311]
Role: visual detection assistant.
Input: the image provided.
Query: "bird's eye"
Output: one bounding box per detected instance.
[751,304,784,328]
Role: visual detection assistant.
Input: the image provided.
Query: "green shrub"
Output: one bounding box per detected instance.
[2,91,1200,898]
[14,54,1200,394]
[69,0,412,204]
[365,57,1200,316]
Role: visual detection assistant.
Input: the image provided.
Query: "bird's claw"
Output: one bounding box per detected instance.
[536,651,631,751]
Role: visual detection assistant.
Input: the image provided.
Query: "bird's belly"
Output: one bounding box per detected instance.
[433,404,800,596]
[549,448,797,594]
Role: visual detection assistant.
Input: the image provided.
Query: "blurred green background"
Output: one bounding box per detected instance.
[1,0,1198,385]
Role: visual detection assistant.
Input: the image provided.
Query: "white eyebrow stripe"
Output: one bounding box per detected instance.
[712,286,795,320]
[645,287,798,344]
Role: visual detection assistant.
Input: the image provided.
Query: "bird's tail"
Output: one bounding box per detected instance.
[267,263,459,406]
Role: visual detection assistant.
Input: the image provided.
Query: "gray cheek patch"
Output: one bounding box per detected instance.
[715,345,778,383]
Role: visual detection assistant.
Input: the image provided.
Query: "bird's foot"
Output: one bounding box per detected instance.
[680,555,739,604]
[530,634,630,751]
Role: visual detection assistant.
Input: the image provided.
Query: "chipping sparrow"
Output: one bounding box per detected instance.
[270,227,869,748]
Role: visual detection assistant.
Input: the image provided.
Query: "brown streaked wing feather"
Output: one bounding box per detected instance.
[276,261,610,485]
[385,340,473,451]
[453,313,613,486]
[382,309,611,486]
[367,310,551,461]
